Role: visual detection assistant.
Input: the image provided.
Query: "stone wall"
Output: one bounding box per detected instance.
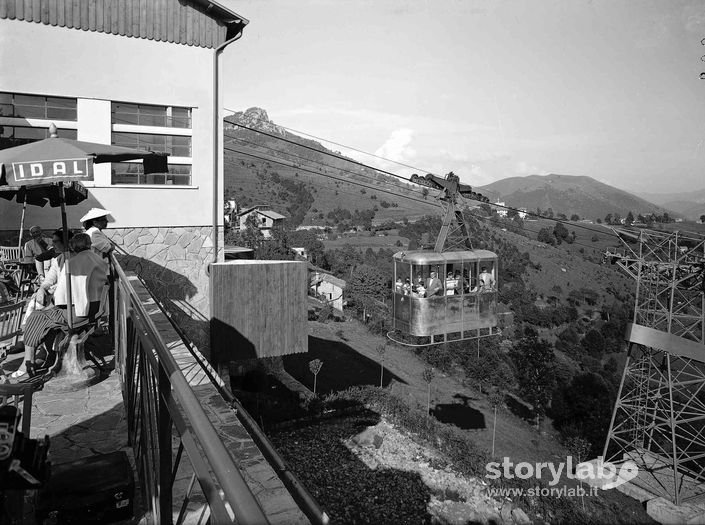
[108,226,222,359]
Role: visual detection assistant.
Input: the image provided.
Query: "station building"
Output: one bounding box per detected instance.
[0,0,248,352]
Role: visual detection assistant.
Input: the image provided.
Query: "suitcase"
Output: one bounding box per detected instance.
[37,451,135,524]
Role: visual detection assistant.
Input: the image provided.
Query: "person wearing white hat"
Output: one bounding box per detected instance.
[80,208,113,257]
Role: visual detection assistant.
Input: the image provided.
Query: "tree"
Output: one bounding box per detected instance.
[570,214,580,221]
[581,329,606,359]
[422,188,429,200]
[700,214,705,224]
[604,213,612,225]
[626,211,634,225]
[237,214,264,250]
[463,346,514,394]
[537,228,555,246]
[422,367,435,415]
[376,344,387,388]
[551,372,614,456]
[288,229,325,264]
[309,359,323,394]
[511,335,556,429]
[489,389,504,457]
[553,222,569,244]
[348,264,387,321]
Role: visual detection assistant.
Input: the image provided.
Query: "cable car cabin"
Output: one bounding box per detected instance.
[392,250,498,343]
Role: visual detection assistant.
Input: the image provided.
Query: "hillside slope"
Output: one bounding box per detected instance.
[223,107,439,228]
[478,174,670,221]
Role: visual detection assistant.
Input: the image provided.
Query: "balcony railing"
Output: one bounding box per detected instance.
[110,255,270,525]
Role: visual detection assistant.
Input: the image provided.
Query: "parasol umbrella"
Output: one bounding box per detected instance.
[0,124,168,329]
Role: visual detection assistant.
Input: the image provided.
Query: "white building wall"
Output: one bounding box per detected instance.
[0,20,228,356]
[0,20,218,230]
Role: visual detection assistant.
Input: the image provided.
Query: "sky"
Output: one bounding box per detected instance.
[222,0,705,194]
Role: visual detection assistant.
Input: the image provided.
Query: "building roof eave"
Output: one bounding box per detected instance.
[192,0,250,27]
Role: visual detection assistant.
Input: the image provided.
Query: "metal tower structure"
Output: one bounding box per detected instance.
[603,228,705,505]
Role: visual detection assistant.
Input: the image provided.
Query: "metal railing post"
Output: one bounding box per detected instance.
[159,363,173,525]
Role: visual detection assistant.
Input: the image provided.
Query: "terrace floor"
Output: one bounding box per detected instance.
[1,336,144,524]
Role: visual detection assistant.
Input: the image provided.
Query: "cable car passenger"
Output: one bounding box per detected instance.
[426,271,443,297]
[479,266,495,291]
[412,276,425,297]
[454,271,464,295]
[445,271,458,295]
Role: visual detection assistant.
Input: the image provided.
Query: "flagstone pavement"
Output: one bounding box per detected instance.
[1,342,144,524]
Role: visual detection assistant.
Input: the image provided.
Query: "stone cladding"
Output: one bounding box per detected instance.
[106,226,222,359]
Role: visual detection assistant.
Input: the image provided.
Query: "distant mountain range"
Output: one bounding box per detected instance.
[635,189,705,221]
[224,108,686,226]
[477,174,673,222]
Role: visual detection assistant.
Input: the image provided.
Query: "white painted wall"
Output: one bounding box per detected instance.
[0,20,223,231]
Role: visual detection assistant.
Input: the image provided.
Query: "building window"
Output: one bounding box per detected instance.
[111,132,191,157]
[0,125,77,151]
[0,92,77,121]
[111,163,192,186]
[111,102,191,128]
[111,101,193,186]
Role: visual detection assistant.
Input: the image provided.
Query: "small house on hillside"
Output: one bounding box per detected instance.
[291,247,308,260]
[493,200,508,218]
[309,264,346,311]
[237,205,286,238]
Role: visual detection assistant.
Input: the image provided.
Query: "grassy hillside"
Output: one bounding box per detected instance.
[223,108,439,228]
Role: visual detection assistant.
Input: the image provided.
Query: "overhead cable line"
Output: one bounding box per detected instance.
[224,145,434,208]
[227,125,621,240]
[224,134,430,201]
[225,144,614,254]
[223,108,431,175]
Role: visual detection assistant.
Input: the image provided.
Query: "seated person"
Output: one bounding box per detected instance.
[0,281,10,305]
[21,229,74,327]
[23,225,53,279]
[402,278,412,295]
[11,233,108,380]
[395,278,403,293]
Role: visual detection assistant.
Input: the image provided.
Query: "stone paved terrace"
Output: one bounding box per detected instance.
[1,272,310,524]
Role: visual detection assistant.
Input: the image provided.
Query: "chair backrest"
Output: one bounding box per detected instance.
[0,247,22,261]
[0,383,40,437]
[0,301,25,348]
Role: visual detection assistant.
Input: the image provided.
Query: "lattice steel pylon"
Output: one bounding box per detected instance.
[603,228,705,505]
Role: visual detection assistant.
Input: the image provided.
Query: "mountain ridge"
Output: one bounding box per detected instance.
[478,174,673,221]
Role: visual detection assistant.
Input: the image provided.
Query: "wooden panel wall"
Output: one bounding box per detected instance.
[210,261,309,363]
[0,0,228,48]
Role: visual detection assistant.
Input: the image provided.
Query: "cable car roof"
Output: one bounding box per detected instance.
[392,249,498,264]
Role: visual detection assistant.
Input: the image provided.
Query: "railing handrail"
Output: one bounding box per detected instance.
[114,253,328,525]
[164,324,330,525]
[110,254,270,524]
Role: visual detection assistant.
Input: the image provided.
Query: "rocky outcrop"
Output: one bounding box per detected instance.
[346,419,532,525]
[225,107,286,136]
